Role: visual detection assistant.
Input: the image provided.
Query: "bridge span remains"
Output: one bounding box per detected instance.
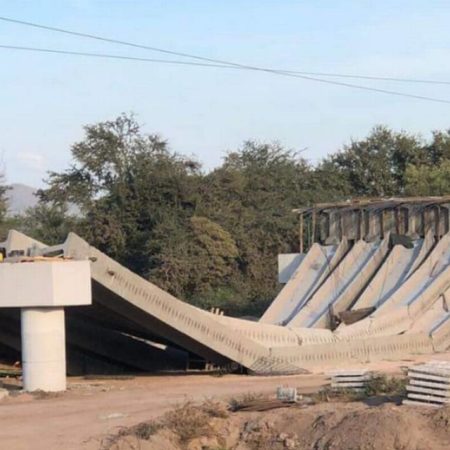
[1,197,450,375]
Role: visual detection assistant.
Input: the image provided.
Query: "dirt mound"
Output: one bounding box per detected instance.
[105,401,450,450]
[428,406,450,445]
[312,404,425,450]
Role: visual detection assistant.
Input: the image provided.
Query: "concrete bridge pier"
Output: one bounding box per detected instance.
[21,307,66,392]
[0,260,91,392]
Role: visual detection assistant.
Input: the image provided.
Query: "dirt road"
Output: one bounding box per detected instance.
[0,372,328,450]
[1,355,448,450]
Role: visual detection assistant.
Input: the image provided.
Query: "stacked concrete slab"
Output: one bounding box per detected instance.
[328,369,372,392]
[404,361,450,407]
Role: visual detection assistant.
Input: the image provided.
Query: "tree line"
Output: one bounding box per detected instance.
[1,114,450,316]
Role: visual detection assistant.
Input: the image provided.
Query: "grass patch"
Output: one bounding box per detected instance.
[101,420,162,449]
[129,421,162,440]
[163,400,228,443]
[312,386,365,403]
[312,375,407,404]
[102,399,229,449]
[200,398,230,418]
[163,403,211,444]
[364,375,407,397]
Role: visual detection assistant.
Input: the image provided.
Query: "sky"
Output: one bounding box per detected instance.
[1,1,450,187]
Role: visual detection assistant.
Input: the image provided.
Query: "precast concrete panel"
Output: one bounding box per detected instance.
[288,238,388,328]
[260,239,348,325]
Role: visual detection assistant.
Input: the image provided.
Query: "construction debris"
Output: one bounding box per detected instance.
[230,399,299,412]
[338,307,376,325]
[329,369,373,392]
[404,361,450,407]
[276,386,301,403]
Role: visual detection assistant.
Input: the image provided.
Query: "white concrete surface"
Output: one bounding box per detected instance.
[351,238,426,310]
[288,238,389,328]
[0,261,91,307]
[261,239,349,325]
[277,253,304,283]
[21,308,66,392]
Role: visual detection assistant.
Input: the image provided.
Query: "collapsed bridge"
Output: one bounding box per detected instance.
[1,197,450,375]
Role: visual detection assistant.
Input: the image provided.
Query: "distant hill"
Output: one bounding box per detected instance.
[5,183,79,216]
[6,183,38,215]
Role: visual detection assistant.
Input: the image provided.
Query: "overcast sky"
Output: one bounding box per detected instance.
[1,1,450,187]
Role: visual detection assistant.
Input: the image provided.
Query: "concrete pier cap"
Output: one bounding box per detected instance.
[0,260,91,392]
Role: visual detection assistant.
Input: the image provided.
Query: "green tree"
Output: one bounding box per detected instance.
[404,161,450,196]
[328,126,425,196]
[39,113,200,275]
[0,174,12,240]
[18,203,78,245]
[194,141,322,314]
[148,216,239,305]
[425,130,450,164]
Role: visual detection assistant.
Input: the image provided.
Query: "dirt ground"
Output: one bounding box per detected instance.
[1,354,450,450]
[106,400,450,450]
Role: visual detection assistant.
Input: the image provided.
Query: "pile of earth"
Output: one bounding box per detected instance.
[103,400,450,450]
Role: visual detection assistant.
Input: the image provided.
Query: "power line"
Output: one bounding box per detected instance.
[281,70,450,86]
[1,45,448,106]
[1,15,450,86]
[1,16,450,104]
[1,42,449,87]
[0,15,248,67]
[0,44,248,68]
[2,43,450,105]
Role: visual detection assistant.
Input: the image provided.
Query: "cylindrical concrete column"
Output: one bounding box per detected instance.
[21,307,66,392]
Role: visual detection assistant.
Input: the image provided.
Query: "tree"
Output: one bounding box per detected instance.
[148,216,239,305]
[193,141,322,314]
[19,203,78,245]
[0,173,12,240]
[425,130,450,165]
[0,170,9,216]
[327,126,425,197]
[404,161,450,196]
[38,113,200,275]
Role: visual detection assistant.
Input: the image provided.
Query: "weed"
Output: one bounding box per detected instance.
[100,420,161,449]
[364,375,407,397]
[312,386,364,403]
[201,398,229,418]
[162,400,223,443]
[311,375,407,404]
[102,399,230,449]
[128,421,162,440]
